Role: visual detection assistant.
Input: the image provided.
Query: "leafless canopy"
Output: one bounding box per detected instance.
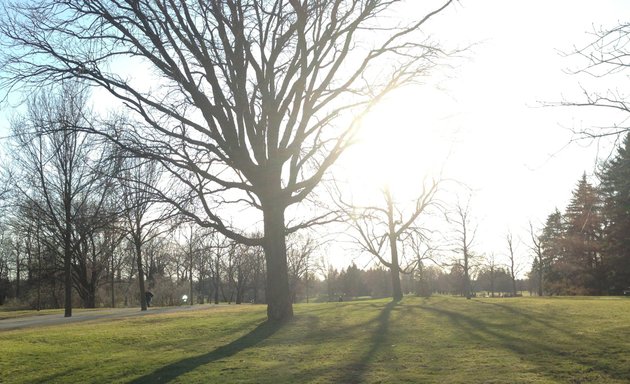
[0,0,453,245]
[563,22,630,140]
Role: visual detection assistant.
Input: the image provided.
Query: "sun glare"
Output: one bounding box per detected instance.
[343,87,453,202]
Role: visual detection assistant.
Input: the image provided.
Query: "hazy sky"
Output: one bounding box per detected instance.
[1,1,629,274]
[338,0,630,272]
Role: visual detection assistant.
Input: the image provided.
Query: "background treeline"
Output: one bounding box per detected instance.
[529,133,630,295]
[4,86,630,310]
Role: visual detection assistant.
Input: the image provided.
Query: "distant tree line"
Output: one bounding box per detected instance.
[530,134,630,295]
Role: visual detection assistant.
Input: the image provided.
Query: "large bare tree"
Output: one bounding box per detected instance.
[0,0,453,321]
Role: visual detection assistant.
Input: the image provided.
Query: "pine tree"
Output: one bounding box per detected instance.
[600,133,630,292]
[563,174,604,294]
[540,209,566,294]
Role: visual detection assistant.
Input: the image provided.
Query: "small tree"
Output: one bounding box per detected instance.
[505,231,519,296]
[118,154,174,310]
[448,198,480,299]
[484,253,499,297]
[528,222,545,297]
[344,182,438,301]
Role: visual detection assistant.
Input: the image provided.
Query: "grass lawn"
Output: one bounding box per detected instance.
[2,296,630,383]
[0,307,105,321]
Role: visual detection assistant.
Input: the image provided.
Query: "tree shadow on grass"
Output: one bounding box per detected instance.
[129,320,283,384]
[335,299,399,384]
[419,303,630,382]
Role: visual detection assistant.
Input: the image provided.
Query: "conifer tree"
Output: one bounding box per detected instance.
[563,174,604,294]
[599,133,630,292]
[539,209,565,294]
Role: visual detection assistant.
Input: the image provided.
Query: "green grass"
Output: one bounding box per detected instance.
[0,307,104,320]
[2,296,630,383]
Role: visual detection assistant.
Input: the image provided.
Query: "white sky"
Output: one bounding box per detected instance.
[1,0,629,276]
[336,0,630,274]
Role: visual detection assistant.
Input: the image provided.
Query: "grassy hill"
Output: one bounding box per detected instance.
[2,296,630,383]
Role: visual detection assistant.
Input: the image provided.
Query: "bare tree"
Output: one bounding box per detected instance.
[344,182,438,301]
[7,83,114,316]
[484,253,498,298]
[0,0,454,322]
[118,154,174,310]
[287,234,315,303]
[505,231,519,297]
[558,23,630,140]
[407,228,440,297]
[449,198,479,299]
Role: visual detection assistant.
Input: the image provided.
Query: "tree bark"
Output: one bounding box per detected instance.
[136,239,147,311]
[537,260,544,297]
[64,201,72,317]
[263,202,293,322]
[389,234,403,301]
[386,192,403,301]
[111,247,115,308]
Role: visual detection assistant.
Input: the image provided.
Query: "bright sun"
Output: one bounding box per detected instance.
[342,87,454,203]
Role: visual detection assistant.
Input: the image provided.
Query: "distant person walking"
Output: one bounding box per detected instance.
[145,291,154,307]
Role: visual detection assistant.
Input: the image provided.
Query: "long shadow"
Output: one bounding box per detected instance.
[335,299,399,383]
[419,303,630,382]
[129,320,283,384]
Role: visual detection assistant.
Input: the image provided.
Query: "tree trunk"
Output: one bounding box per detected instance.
[189,265,194,306]
[36,250,41,311]
[389,234,403,301]
[386,192,403,301]
[189,234,194,306]
[136,240,147,311]
[214,258,220,304]
[111,251,115,308]
[537,258,544,297]
[263,202,293,322]
[464,255,471,299]
[511,277,517,297]
[15,251,20,299]
[84,284,96,308]
[64,228,72,317]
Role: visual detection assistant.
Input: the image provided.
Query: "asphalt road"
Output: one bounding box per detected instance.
[0,304,220,332]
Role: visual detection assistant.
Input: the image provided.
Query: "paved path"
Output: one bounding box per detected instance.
[0,304,220,332]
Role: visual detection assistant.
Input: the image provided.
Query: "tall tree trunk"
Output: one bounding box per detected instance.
[189,254,194,306]
[464,253,471,299]
[511,276,517,297]
[111,249,115,308]
[64,216,72,317]
[537,260,543,297]
[15,251,20,299]
[305,268,309,304]
[214,258,220,304]
[84,282,96,308]
[386,192,403,301]
[135,239,147,311]
[36,246,41,311]
[263,201,293,322]
[389,234,403,301]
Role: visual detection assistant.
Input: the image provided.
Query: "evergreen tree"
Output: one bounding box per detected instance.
[563,174,604,294]
[600,133,630,292]
[539,209,565,294]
